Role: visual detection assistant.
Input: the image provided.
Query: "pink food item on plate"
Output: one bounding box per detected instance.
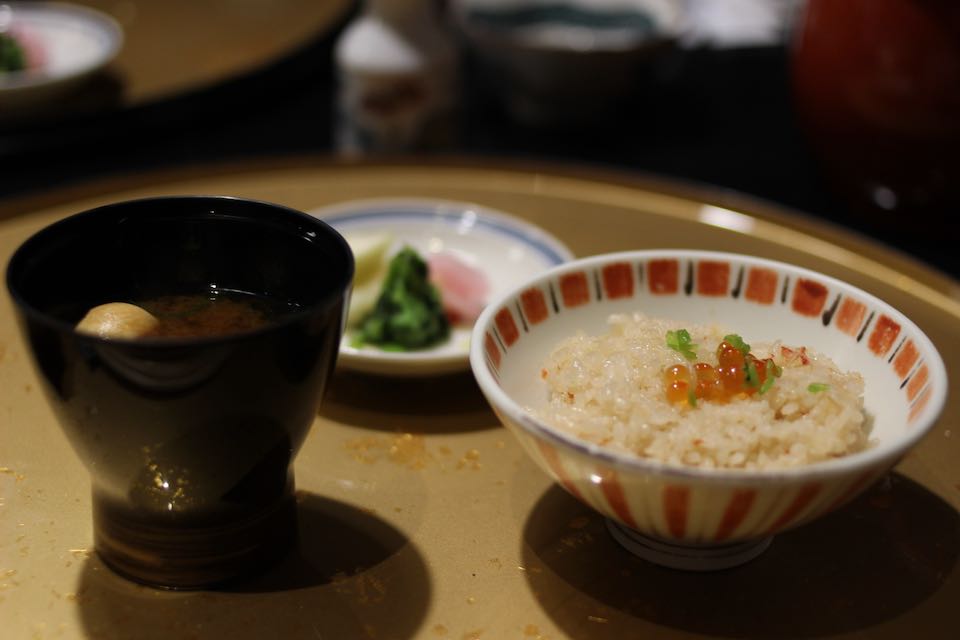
[427,251,490,325]
[10,24,47,70]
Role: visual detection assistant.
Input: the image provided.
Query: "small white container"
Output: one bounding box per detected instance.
[334,0,460,154]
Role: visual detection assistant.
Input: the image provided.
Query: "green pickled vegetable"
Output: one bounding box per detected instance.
[0,33,27,73]
[353,247,449,350]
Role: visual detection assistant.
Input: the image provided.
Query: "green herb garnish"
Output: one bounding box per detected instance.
[807,382,830,393]
[666,329,698,360]
[354,247,449,350]
[723,333,751,356]
[744,358,760,388]
[687,388,698,407]
[759,360,782,394]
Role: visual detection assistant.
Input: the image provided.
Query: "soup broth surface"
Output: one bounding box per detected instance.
[137,292,291,338]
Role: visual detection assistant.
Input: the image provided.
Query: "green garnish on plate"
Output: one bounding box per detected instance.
[0,33,27,73]
[807,382,830,393]
[666,329,698,360]
[759,360,782,394]
[352,247,450,351]
[723,333,751,356]
[744,358,760,388]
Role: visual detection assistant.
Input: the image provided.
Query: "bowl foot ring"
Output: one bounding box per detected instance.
[606,519,772,571]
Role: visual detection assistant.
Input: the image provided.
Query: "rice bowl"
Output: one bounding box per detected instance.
[470,249,948,569]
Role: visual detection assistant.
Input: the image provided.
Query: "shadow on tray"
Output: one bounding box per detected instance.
[73,492,431,639]
[321,369,497,434]
[521,472,960,639]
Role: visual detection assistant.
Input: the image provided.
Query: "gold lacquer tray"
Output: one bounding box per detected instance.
[1,159,958,639]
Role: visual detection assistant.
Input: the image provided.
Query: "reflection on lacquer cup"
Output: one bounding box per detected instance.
[5,196,354,589]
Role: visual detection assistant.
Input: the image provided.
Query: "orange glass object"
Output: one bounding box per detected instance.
[791,0,960,224]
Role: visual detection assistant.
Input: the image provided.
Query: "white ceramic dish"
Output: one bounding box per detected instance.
[470,249,948,570]
[0,2,123,108]
[311,198,574,376]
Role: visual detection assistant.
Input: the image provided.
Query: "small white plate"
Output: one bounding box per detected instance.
[0,2,123,109]
[310,198,574,376]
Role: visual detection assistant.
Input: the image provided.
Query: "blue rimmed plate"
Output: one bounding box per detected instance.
[0,2,123,110]
[310,198,574,376]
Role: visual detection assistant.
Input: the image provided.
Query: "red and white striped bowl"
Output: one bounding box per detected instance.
[470,250,947,553]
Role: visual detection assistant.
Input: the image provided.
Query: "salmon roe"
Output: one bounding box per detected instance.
[663,338,782,407]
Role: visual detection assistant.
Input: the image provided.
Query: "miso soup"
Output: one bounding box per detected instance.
[136,292,294,338]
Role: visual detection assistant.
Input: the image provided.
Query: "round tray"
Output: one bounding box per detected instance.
[1,158,957,639]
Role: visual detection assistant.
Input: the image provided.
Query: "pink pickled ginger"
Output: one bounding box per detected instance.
[11,25,47,70]
[427,251,489,325]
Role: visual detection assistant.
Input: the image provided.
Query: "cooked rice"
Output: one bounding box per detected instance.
[536,313,870,470]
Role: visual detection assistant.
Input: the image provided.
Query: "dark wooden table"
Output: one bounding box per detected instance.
[0,1,955,279]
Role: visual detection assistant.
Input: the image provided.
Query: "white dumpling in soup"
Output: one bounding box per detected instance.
[76,302,159,339]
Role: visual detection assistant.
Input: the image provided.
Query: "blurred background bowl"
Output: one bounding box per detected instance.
[452,0,687,125]
[470,249,947,570]
[0,2,123,110]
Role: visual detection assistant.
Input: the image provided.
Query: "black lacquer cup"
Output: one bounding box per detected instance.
[6,196,354,589]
